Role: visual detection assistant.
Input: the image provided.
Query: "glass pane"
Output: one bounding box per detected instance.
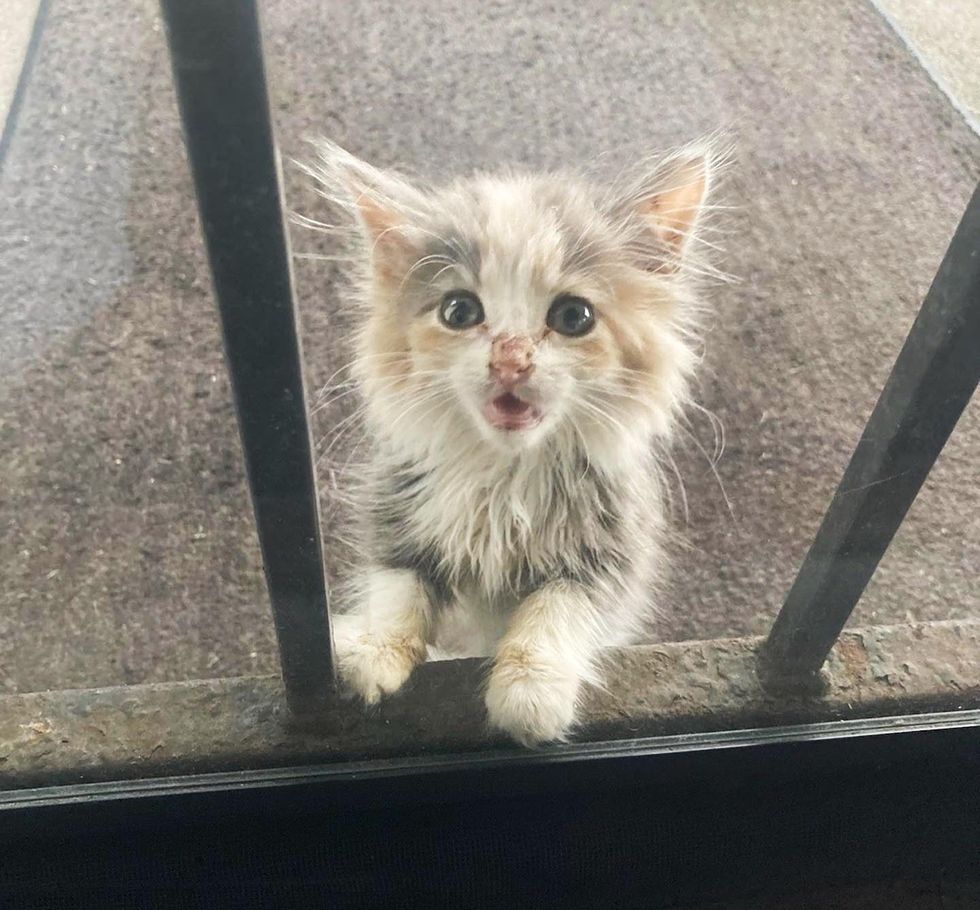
[0,0,275,694]
[1,0,977,795]
[282,0,978,737]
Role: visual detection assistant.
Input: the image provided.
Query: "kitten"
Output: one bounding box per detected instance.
[304,138,723,745]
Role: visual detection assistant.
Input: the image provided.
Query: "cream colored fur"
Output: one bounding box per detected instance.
[302,137,726,745]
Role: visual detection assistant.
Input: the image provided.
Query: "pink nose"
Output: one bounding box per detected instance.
[489,334,534,387]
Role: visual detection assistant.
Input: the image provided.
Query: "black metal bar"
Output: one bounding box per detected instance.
[160,0,334,713]
[763,185,980,675]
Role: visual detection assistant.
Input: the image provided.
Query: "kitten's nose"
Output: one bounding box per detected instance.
[489,334,535,387]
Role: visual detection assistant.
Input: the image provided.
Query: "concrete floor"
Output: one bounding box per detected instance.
[0,0,977,694]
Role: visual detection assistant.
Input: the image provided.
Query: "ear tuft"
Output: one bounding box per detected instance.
[304,138,429,274]
[607,135,731,271]
[353,189,403,244]
[639,152,710,256]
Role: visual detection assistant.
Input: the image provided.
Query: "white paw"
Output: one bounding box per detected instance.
[485,648,579,746]
[332,613,424,705]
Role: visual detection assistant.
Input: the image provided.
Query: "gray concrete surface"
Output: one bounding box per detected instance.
[0,0,977,694]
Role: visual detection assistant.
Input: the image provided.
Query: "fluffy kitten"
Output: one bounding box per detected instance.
[304,138,722,745]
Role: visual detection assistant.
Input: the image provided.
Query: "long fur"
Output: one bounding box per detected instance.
[299,137,729,745]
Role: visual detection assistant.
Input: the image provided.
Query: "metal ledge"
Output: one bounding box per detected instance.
[1,620,978,790]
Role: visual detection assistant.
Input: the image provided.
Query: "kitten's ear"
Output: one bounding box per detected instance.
[307,139,428,274]
[612,141,722,269]
[639,152,710,255]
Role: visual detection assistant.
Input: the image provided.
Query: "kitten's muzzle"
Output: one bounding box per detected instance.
[483,392,541,431]
[489,333,535,389]
[483,334,542,431]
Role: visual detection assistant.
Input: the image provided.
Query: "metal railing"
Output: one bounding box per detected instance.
[161,0,334,717]
[160,0,979,720]
[763,190,980,677]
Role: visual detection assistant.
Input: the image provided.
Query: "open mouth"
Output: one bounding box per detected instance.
[482,392,542,432]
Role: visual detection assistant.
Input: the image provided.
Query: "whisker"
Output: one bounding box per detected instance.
[661,449,690,526]
[677,422,737,524]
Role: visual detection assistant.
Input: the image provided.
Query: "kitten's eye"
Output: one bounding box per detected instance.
[439,291,485,330]
[547,295,595,337]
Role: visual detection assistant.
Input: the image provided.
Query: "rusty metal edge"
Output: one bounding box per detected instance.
[1,620,978,791]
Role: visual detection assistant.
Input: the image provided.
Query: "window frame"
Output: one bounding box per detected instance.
[0,0,977,815]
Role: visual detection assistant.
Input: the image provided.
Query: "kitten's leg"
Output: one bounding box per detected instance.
[332,567,431,704]
[485,579,604,746]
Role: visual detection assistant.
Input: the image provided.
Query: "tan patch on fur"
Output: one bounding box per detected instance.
[409,322,452,358]
[573,325,622,371]
[334,628,426,705]
[494,643,535,673]
[362,303,413,384]
[639,155,709,257]
[601,299,657,377]
[594,274,688,417]
[386,634,428,665]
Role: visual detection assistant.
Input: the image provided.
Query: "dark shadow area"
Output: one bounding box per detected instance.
[2,726,978,908]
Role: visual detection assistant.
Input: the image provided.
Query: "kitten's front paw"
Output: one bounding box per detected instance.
[485,647,579,746]
[332,614,425,705]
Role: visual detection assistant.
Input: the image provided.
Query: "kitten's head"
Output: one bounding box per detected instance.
[306,140,724,468]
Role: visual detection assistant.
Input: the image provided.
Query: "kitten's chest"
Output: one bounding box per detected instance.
[409,462,572,584]
[372,450,633,599]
